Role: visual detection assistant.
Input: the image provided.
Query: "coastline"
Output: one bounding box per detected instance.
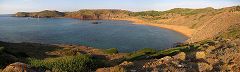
[112,17,195,38]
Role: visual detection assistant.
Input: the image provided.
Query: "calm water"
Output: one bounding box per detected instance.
[0,15,188,52]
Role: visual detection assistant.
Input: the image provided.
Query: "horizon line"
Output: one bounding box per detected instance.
[1,5,239,14]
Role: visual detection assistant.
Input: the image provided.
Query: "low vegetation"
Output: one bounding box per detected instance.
[28,54,106,72]
[103,48,118,55]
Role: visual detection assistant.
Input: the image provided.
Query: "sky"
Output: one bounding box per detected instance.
[0,0,240,14]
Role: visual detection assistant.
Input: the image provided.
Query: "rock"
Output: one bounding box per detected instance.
[2,62,35,72]
[206,46,216,53]
[92,22,102,24]
[203,44,210,48]
[119,61,134,67]
[159,56,173,64]
[96,68,110,72]
[161,56,173,61]
[197,62,213,71]
[196,51,206,59]
[206,58,219,65]
[173,52,186,60]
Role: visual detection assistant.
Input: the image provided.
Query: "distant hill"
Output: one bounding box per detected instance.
[16,10,64,18]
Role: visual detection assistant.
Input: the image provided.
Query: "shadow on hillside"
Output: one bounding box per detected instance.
[0,41,63,59]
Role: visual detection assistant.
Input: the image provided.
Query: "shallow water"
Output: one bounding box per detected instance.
[0,16,188,52]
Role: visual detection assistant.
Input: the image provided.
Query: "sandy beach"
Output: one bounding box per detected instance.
[113,17,195,37]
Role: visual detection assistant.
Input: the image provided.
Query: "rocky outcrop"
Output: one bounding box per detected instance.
[2,62,35,72]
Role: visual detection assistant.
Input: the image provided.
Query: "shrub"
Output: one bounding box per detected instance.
[0,47,17,69]
[151,47,182,57]
[104,48,118,55]
[0,47,5,68]
[13,52,29,58]
[126,48,157,61]
[0,47,5,54]
[28,54,105,72]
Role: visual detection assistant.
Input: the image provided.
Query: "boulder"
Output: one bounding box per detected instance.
[197,62,213,71]
[205,46,216,53]
[173,52,186,60]
[195,51,206,59]
[119,61,134,67]
[2,62,35,72]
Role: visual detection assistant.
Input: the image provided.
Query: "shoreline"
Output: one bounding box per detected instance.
[14,15,195,38]
[112,17,195,38]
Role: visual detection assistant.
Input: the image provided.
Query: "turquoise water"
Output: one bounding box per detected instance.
[0,16,187,52]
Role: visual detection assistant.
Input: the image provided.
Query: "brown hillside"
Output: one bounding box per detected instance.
[187,12,240,42]
[152,6,240,42]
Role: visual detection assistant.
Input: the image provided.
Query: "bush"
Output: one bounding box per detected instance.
[126,48,157,61]
[0,47,5,68]
[0,47,17,69]
[151,47,182,57]
[28,54,106,72]
[0,47,5,54]
[104,48,118,55]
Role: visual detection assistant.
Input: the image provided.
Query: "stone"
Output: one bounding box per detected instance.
[206,46,216,53]
[196,51,206,59]
[197,62,213,71]
[159,56,173,64]
[173,52,186,60]
[96,68,110,72]
[2,62,36,72]
[119,61,134,67]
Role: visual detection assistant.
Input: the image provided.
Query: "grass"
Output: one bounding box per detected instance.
[28,54,107,72]
[103,48,118,55]
[125,42,204,61]
[126,48,157,61]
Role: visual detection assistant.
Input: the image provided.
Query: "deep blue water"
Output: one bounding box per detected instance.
[0,16,188,52]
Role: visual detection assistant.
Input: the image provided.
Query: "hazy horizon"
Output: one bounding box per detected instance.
[0,0,240,14]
